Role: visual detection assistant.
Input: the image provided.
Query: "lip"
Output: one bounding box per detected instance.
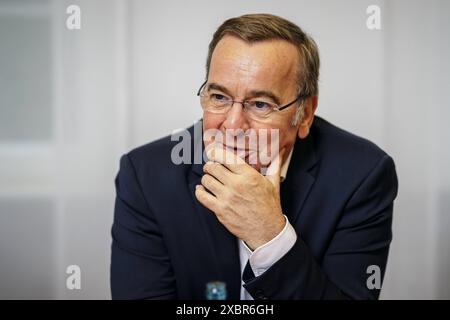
[222,144,253,158]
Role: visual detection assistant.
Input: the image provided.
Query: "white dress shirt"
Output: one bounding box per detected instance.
[239,147,297,300]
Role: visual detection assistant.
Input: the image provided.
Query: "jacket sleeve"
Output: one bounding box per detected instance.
[242,154,398,300]
[110,154,176,299]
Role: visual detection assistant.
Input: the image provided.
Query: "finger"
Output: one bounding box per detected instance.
[265,147,286,190]
[195,184,220,212]
[206,145,247,174]
[201,173,224,196]
[203,161,233,185]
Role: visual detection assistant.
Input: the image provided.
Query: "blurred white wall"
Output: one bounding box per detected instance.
[0,0,449,299]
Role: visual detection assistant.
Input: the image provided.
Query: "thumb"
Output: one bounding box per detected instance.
[265,148,286,190]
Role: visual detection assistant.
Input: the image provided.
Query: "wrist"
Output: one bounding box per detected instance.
[246,214,286,250]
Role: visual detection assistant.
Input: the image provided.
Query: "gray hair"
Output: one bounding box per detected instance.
[206,13,320,98]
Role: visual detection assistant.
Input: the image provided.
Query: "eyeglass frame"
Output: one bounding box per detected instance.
[196,80,308,115]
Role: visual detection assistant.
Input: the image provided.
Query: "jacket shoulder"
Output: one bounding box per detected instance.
[311,116,395,179]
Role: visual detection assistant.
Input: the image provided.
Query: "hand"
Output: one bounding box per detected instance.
[195,146,286,250]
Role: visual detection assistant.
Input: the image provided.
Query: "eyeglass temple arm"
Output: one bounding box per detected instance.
[197,80,208,96]
[277,93,308,111]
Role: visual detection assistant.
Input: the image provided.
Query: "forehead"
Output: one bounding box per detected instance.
[208,35,299,92]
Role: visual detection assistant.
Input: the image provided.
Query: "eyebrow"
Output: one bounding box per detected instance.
[207,82,282,105]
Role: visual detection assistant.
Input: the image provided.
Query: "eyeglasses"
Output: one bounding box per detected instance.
[196,80,306,121]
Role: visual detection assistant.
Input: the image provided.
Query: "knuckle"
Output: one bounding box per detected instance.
[233,182,243,193]
[247,174,258,186]
[195,188,204,200]
[201,174,210,186]
[211,162,221,172]
[218,200,229,212]
[223,189,233,202]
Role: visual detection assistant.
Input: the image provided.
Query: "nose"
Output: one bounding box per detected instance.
[222,102,250,133]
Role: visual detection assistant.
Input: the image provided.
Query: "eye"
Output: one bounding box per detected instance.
[251,101,272,110]
[211,93,228,102]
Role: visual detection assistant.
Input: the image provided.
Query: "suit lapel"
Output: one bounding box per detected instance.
[280,133,318,225]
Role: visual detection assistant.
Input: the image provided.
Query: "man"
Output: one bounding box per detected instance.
[110,14,398,300]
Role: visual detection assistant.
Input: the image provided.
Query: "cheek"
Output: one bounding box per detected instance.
[203,112,225,147]
[256,125,297,155]
[252,125,283,145]
[203,112,224,131]
[279,128,297,148]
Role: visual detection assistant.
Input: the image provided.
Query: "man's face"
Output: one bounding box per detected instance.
[203,35,305,171]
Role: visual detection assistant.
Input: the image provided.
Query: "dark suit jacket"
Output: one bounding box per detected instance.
[110,116,398,300]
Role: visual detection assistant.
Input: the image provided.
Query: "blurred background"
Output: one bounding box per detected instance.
[0,0,449,299]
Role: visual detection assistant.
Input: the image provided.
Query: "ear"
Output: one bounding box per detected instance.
[297,96,318,139]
